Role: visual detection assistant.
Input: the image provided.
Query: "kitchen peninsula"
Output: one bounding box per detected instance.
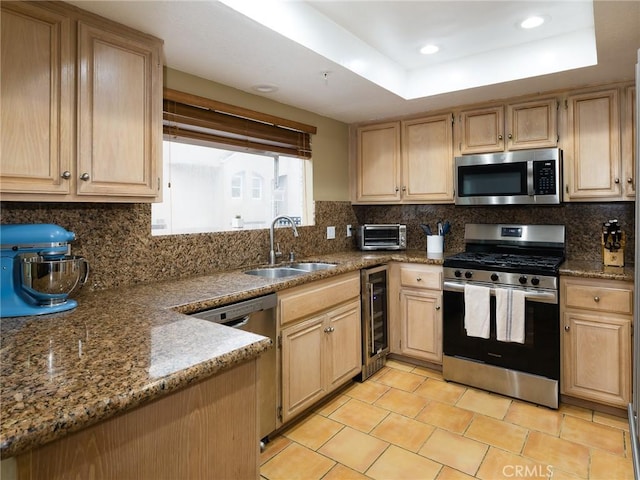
[0,251,432,478]
[1,248,632,479]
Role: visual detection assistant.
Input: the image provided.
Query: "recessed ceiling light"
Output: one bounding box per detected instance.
[252,84,278,93]
[520,16,545,29]
[420,44,439,55]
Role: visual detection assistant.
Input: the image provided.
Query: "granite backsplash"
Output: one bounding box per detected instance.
[353,202,635,265]
[1,200,634,290]
[0,201,359,291]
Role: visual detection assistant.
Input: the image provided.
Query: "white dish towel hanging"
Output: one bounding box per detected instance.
[495,288,526,343]
[464,284,490,339]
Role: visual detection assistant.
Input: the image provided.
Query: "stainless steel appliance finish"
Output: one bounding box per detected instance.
[455,148,562,206]
[360,265,390,380]
[443,356,559,408]
[21,255,89,304]
[358,224,406,251]
[629,47,640,480]
[190,294,277,442]
[443,223,565,409]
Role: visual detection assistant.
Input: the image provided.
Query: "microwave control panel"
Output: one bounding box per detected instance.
[533,160,557,195]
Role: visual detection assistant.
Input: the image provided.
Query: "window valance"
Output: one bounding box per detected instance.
[163,88,316,158]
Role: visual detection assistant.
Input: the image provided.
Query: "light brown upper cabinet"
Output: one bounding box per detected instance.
[354,122,402,203]
[1,2,73,196]
[353,114,454,204]
[457,98,559,155]
[1,1,163,202]
[622,86,636,199]
[401,114,454,203]
[563,88,622,201]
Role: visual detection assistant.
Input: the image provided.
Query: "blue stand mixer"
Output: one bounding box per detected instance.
[1,224,89,318]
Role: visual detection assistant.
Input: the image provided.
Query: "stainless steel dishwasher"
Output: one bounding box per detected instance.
[190,293,277,444]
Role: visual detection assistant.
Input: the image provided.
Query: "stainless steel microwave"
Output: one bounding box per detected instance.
[454,148,562,206]
[358,224,406,250]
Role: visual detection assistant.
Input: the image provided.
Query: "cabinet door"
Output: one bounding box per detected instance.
[327,300,362,391]
[458,106,504,154]
[402,114,454,202]
[77,22,161,198]
[355,123,401,203]
[622,86,636,198]
[0,3,73,195]
[506,98,558,150]
[281,315,326,423]
[564,89,621,200]
[399,289,443,364]
[561,311,631,407]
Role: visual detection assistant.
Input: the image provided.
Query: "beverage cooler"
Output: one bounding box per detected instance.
[360,265,390,380]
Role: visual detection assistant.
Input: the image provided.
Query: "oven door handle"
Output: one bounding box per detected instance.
[443,280,558,304]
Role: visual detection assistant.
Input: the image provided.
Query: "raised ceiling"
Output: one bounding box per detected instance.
[68,1,640,124]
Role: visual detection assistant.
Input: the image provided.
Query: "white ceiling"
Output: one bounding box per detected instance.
[69,1,640,124]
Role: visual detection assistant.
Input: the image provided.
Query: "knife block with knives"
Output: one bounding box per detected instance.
[602,219,625,267]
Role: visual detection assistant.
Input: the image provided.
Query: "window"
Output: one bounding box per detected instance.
[152,142,310,235]
[152,89,315,236]
[251,175,263,200]
[231,174,243,199]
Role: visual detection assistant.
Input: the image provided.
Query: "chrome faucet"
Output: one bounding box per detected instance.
[269,215,299,265]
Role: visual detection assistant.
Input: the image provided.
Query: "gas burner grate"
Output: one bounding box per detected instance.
[444,252,564,274]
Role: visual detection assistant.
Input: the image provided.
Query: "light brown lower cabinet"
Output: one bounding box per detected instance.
[389,263,443,364]
[14,360,259,480]
[278,272,361,425]
[560,276,633,408]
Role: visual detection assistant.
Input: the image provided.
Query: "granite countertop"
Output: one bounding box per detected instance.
[0,249,442,458]
[0,249,631,458]
[559,259,634,282]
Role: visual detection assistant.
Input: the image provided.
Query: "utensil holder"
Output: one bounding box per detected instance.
[602,231,625,267]
[427,235,444,254]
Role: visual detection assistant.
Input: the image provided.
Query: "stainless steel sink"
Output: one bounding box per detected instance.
[244,262,337,278]
[287,262,337,271]
[244,267,307,278]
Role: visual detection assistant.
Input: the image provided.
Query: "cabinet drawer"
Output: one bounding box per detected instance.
[562,278,633,315]
[399,265,442,290]
[279,271,360,326]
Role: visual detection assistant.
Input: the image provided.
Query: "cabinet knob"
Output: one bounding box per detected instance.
[80,173,90,181]
[508,133,513,139]
[324,327,335,333]
[564,325,570,332]
[395,187,399,192]
[498,134,503,140]
[435,305,441,310]
[60,171,71,179]
[402,186,407,192]
[594,296,600,302]
[628,177,633,184]
[416,277,422,282]
[614,178,620,184]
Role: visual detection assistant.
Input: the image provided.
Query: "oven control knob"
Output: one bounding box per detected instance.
[491,273,499,281]
[519,275,528,284]
[454,270,462,278]
[531,277,540,286]
[464,271,473,279]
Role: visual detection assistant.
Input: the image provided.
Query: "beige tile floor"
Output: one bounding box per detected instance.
[260,359,633,480]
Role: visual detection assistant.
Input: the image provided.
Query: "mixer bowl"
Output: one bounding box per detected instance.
[21,255,89,305]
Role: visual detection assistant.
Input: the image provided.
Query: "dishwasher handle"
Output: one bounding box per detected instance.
[222,315,250,329]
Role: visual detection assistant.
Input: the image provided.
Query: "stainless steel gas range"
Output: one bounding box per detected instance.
[442,223,565,409]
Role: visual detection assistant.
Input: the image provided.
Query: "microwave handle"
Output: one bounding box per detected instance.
[527,161,535,196]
